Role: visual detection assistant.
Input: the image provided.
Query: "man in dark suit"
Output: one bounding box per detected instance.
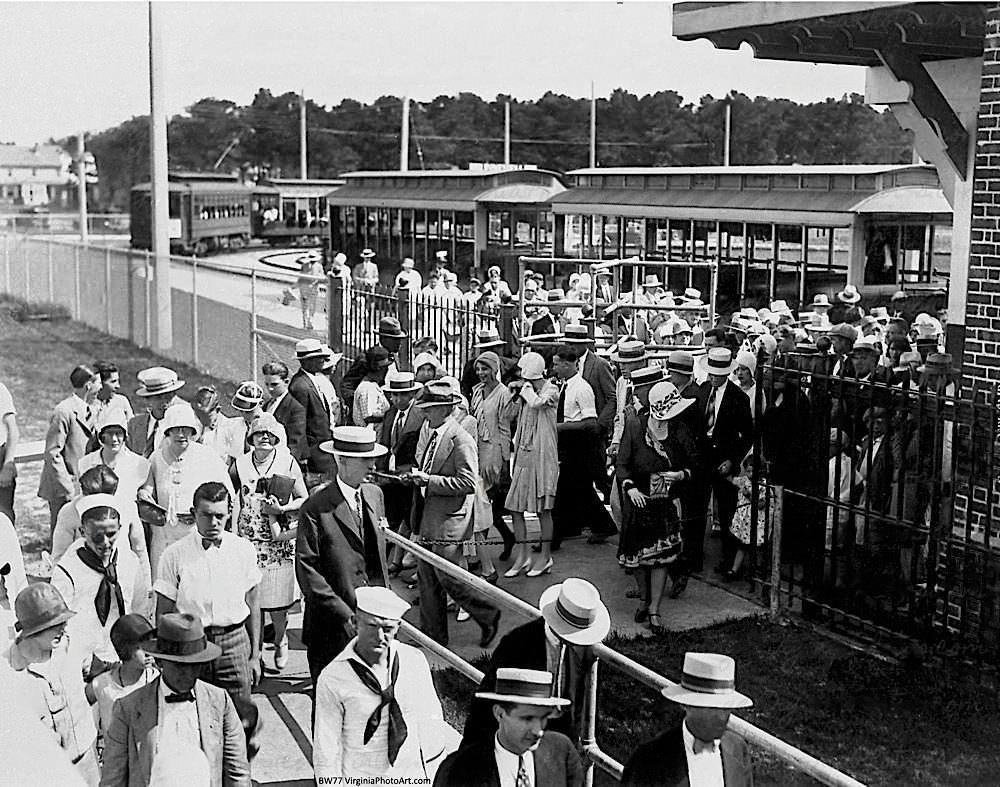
[101,612,250,787]
[462,578,609,746]
[622,652,754,787]
[341,316,408,405]
[459,328,518,400]
[295,426,388,685]
[698,348,753,575]
[435,668,584,787]
[409,380,500,648]
[125,366,186,459]
[262,360,308,468]
[288,339,336,482]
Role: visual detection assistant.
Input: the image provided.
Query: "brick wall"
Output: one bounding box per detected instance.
[967,3,1000,392]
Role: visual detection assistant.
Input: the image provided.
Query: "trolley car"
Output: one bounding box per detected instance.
[252,178,344,245]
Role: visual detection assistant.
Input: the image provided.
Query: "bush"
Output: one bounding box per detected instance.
[3,296,71,322]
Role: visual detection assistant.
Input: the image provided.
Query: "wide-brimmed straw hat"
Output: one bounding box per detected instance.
[13,583,76,639]
[320,425,388,458]
[836,284,862,305]
[539,578,611,646]
[415,380,463,409]
[475,668,571,707]
[136,367,184,397]
[145,613,222,664]
[662,652,753,709]
[648,381,694,423]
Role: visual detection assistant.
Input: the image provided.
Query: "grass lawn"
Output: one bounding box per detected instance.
[433,616,1000,786]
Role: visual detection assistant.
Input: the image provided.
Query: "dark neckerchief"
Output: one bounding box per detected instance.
[76,545,125,626]
[348,654,408,765]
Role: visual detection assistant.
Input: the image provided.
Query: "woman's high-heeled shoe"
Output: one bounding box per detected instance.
[504,558,531,578]
[526,558,553,577]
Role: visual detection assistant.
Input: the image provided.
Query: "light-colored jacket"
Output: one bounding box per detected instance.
[413,418,478,541]
[38,394,93,501]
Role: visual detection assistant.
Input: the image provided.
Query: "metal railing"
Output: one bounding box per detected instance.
[383,528,866,787]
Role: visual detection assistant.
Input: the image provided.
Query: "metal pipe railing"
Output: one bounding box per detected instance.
[382,528,867,787]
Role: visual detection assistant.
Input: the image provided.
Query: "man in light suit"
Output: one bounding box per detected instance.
[100,612,250,787]
[408,380,501,648]
[38,364,101,534]
[622,652,753,787]
[296,426,389,685]
[125,366,186,459]
[434,667,584,787]
[288,338,336,482]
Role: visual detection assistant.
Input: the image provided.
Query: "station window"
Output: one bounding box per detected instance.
[455,211,474,240]
[563,215,583,257]
[488,210,510,247]
[623,217,644,257]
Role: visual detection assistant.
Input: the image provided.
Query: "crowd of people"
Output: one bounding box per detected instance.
[0,243,960,785]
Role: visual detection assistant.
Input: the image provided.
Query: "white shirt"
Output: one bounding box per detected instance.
[560,373,597,423]
[495,734,536,787]
[265,391,288,415]
[78,447,151,499]
[0,512,28,648]
[0,382,15,447]
[154,530,262,627]
[51,538,150,665]
[309,371,340,427]
[682,720,724,787]
[156,678,201,753]
[313,639,444,780]
[352,380,390,427]
[337,476,364,520]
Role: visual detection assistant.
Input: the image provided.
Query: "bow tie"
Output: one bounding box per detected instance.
[692,737,719,755]
[165,690,195,704]
[202,537,222,550]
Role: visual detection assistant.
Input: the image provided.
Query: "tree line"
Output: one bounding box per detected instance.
[68,88,912,211]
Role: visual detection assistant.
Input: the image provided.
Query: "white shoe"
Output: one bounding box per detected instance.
[274,636,288,671]
[456,608,470,622]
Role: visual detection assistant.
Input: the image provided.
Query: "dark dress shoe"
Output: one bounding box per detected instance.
[482,571,499,585]
[634,605,649,623]
[499,543,514,562]
[479,611,501,647]
[669,576,688,599]
[587,534,608,545]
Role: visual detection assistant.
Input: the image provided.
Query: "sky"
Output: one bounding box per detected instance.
[0,1,866,145]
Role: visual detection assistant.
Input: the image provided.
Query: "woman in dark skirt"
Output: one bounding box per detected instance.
[617,381,703,631]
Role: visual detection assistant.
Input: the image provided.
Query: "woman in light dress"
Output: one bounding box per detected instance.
[78,408,150,500]
[139,403,233,577]
[231,413,306,671]
[503,352,560,578]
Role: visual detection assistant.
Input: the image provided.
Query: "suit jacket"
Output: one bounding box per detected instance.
[37,394,93,501]
[622,726,753,787]
[434,730,584,787]
[581,351,617,437]
[125,396,184,459]
[462,618,588,746]
[411,418,478,541]
[288,368,333,473]
[99,678,250,787]
[377,403,425,473]
[697,381,753,471]
[296,479,387,658]
[269,392,308,466]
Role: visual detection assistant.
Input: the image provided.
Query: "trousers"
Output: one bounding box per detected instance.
[417,540,498,646]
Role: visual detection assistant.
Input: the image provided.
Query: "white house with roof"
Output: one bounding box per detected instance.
[0,143,96,210]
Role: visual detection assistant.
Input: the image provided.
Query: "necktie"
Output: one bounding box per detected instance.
[202,537,221,550]
[75,545,125,626]
[356,488,364,521]
[348,657,408,765]
[557,383,566,423]
[516,755,531,787]
[693,737,719,754]
[705,387,717,433]
[391,409,404,447]
[421,431,439,474]
[145,419,158,457]
[165,690,195,704]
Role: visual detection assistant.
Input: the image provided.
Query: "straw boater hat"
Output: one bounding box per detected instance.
[415,379,462,409]
[836,284,862,305]
[629,366,664,389]
[13,582,76,639]
[376,316,407,339]
[360,248,376,259]
[563,324,593,344]
[355,586,410,620]
[683,287,701,302]
[547,288,566,302]
[705,347,736,376]
[610,339,647,365]
[475,668,571,707]
[161,403,200,434]
[738,307,759,320]
[667,350,695,375]
[320,425,388,459]
[662,652,753,709]
[231,381,265,412]
[295,338,327,359]
[648,381,695,423]
[538,578,611,646]
[135,366,184,397]
[382,370,422,394]
[145,612,222,664]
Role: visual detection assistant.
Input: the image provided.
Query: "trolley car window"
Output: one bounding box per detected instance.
[488,211,510,246]
[624,217,644,257]
[455,211,474,240]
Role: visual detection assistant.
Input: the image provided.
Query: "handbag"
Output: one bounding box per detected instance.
[257,474,296,506]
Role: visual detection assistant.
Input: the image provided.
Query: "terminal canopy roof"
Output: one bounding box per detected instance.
[326,167,566,211]
[550,165,950,227]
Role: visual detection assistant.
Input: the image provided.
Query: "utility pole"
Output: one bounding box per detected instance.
[723,97,732,166]
[299,90,307,179]
[589,82,596,168]
[400,95,410,172]
[148,0,171,351]
[76,132,88,243]
[504,100,511,165]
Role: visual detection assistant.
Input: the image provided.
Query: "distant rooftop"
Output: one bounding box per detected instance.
[0,144,67,169]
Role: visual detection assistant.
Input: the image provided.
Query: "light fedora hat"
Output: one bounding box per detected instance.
[475,668,571,707]
[662,652,753,709]
[705,347,736,376]
[539,578,611,646]
[320,425,388,458]
[837,283,862,304]
[136,366,184,397]
[474,327,505,348]
[295,337,327,359]
[382,370,423,394]
[641,273,663,288]
[415,379,463,409]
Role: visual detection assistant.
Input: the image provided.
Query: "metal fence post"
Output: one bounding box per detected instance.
[47,240,54,302]
[580,657,600,787]
[770,483,785,618]
[105,247,112,334]
[192,258,199,367]
[73,242,81,319]
[25,238,31,301]
[396,287,412,370]
[250,266,258,381]
[329,275,344,354]
[144,251,152,348]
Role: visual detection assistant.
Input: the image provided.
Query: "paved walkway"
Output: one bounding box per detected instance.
[249,524,761,784]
